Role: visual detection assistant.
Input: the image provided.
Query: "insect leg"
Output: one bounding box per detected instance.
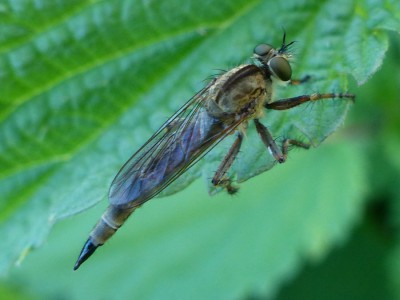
[281,139,310,161]
[254,119,309,163]
[165,117,185,132]
[265,92,355,110]
[254,119,284,163]
[212,132,243,194]
[289,75,311,86]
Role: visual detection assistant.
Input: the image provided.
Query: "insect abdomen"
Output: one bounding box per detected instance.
[73,204,135,270]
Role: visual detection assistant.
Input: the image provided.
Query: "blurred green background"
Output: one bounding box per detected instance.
[0,0,399,299]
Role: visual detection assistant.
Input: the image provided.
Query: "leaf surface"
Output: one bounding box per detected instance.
[0,0,398,283]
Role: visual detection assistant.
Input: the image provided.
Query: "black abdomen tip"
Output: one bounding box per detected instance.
[73,238,99,271]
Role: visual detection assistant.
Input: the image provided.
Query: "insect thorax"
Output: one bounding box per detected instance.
[206,64,270,121]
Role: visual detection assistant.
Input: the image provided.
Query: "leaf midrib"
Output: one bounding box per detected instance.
[0,1,263,181]
[1,1,262,122]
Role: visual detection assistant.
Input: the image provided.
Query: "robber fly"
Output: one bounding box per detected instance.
[73,33,354,270]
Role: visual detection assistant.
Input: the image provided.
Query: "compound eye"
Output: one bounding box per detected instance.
[269,56,292,81]
[254,44,273,56]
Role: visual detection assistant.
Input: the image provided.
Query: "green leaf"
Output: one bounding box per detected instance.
[0,0,397,281]
[6,141,365,299]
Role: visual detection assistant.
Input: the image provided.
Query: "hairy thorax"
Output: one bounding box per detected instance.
[206,64,272,122]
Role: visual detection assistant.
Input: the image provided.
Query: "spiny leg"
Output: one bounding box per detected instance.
[281,139,310,161]
[289,75,311,86]
[254,119,309,163]
[212,132,243,194]
[261,92,353,160]
[165,117,185,132]
[254,119,285,163]
[265,92,355,111]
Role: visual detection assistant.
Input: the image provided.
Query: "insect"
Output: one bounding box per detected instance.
[73,33,355,270]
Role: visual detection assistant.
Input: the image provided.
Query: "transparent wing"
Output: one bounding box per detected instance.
[108,80,244,208]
